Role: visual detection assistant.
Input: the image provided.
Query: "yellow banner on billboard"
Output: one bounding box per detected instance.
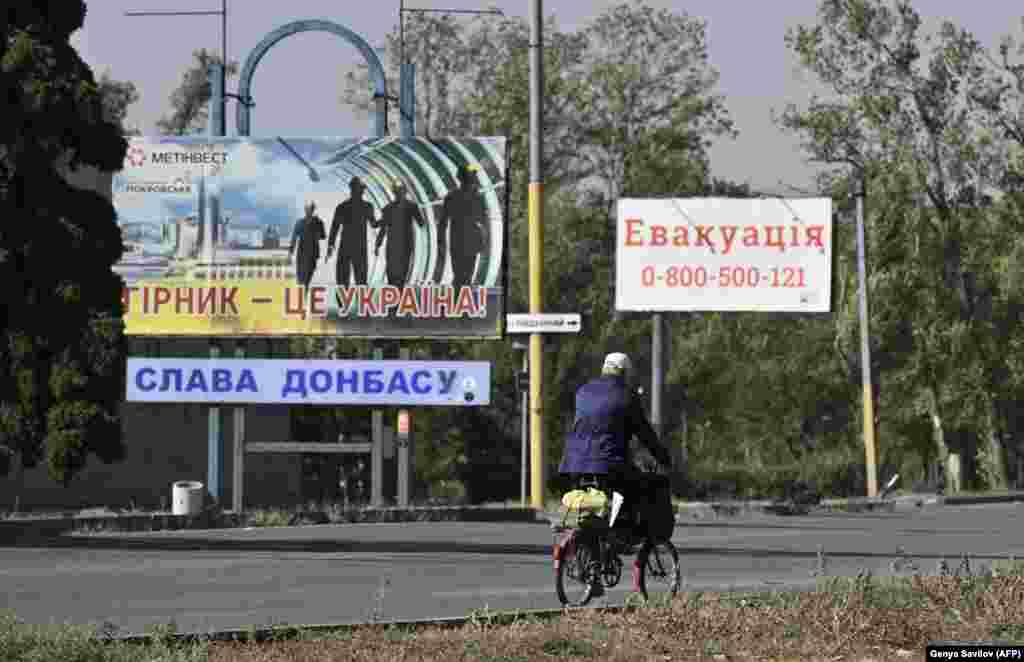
[122,279,492,336]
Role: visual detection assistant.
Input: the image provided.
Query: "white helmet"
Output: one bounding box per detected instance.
[602,352,631,378]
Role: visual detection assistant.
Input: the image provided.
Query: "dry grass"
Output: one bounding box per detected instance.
[5,558,1024,661]
[198,559,1024,662]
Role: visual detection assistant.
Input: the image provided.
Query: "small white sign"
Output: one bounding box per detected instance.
[506,313,582,334]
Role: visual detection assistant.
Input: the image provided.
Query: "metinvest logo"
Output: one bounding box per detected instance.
[126,145,146,167]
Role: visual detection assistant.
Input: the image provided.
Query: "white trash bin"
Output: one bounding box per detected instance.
[172,481,205,516]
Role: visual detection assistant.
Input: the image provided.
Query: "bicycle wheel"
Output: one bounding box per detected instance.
[636,539,680,604]
[555,531,601,607]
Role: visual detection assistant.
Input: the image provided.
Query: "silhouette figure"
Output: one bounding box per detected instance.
[327,177,377,287]
[374,181,426,287]
[436,164,487,289]
[289,200,326,290]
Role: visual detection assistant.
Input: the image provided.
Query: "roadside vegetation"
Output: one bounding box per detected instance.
[2,555,1023,661]
[9,0,1024,510]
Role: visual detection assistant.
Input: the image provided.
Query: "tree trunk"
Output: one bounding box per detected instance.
[926,386,952,491]
[14,454,23,514]
[977,400,1009,490]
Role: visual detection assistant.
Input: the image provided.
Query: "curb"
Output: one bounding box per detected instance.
[5,492,1022,540]
[0,506,548,541]
[941,491,1024,506]
[110,605,589,645]
[671,491,1024,517]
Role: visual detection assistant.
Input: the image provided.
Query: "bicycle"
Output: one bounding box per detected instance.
[552,472,681,607]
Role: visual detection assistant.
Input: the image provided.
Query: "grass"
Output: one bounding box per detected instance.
[238,498,553,529]
[0,612,205,662]
[207,557,1024,660]
[4,554,1024,660]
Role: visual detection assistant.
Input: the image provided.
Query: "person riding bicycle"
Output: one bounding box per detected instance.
[558,352,673,545]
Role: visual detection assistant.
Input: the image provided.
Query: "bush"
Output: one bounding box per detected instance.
[686,455,896,501]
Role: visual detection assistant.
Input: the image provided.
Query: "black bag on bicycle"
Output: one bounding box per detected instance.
[638,474,674,542]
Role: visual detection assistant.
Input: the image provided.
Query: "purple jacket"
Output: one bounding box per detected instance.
[558,376,667,475]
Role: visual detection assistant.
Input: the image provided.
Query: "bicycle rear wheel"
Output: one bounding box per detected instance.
[555,531,601,607]
[636,539,680,604]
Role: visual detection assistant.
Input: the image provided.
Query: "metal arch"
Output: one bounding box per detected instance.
[236,19,387,138]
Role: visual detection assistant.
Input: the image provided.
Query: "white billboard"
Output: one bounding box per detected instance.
[615,198,833,312]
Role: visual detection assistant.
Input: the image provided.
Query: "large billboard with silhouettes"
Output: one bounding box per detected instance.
[111,136,508,338]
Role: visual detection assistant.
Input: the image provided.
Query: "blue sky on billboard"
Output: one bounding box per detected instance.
[115,137,373,232]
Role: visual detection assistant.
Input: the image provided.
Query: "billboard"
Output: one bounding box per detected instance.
[112,136,508,337]
[126,358,491,406]
[616,198,833,312]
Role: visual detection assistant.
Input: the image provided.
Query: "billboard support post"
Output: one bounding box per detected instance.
[232,341,245,513]
[651,312,664,441]
[371,344,385,507]
[206,63,226,508]
[397,347,413,507]
[207,342,222,504]
[521,348,529,508]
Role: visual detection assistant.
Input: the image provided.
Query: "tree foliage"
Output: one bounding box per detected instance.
[325,0,1024,500]
[1,1,131,484]
[96,70,140,135]
[336,3,735,500]
[156,48,238,136]
[779,0,1024,490]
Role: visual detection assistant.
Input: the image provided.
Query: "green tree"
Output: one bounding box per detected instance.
[1,1,129,485]
[156,48,238,136]
[339,3,740,501]
[96,70,140,136]
[338,11,589,501]
[340,11,484,138]
[780,0,1024,490]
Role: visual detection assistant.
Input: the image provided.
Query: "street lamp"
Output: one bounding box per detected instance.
[853,174,879,499]
[512,340,529,507]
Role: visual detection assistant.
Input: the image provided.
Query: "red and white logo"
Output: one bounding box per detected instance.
[126,145,146,167]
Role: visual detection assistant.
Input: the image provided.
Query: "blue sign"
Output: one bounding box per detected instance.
[126,358,491,406]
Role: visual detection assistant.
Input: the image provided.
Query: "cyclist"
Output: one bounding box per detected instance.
[558,352,673,547]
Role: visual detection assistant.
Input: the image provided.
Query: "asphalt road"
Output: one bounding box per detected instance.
[2,502,1023,637]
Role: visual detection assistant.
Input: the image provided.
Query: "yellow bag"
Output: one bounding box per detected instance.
[560,487,609,528]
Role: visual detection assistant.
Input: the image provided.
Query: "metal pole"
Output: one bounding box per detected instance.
[651,313,664,441]
[208,343,221,504]
[398,348,412,506]
[232,342,245,513]
[856,176,878,498]
[222,0,227,130]
[521,350,529,508]
[371,344,385,507]
[528,0,545,511]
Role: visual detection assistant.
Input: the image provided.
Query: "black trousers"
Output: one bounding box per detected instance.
[451,245,478,289]
[336,247,368,286]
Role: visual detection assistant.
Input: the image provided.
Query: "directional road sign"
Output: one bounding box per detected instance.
[506,313,582,334]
